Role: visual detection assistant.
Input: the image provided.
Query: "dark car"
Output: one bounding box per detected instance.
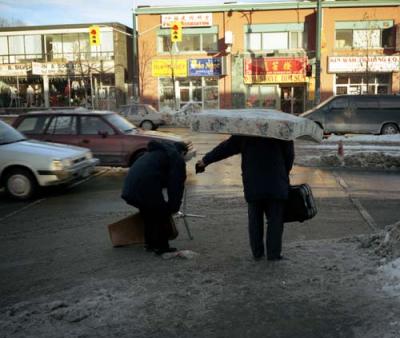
[12,109,194,167]
[301,95,400,135]
[116,103,166,130]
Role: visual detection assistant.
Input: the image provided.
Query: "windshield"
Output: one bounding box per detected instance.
[303,96,335,115]
[0,121,27,145]
[105,113,137,133]
[145,104,159,114]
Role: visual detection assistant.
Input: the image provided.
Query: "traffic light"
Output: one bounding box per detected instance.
[170,21,182,43]
[306,64,312,77]
[89,25,101,46]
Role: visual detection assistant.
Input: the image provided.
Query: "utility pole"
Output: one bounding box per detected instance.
[315,0,322,105]
[132,9,139,102]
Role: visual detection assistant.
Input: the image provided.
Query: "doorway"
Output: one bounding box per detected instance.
[280,85,305,115]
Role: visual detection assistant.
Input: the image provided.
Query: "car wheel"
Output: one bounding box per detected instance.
[129,150,146,166]
[141,120,154,130]
[381,123,399,135]
[5,168,37,200]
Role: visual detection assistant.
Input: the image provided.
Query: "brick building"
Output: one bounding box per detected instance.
[134,0,400,114]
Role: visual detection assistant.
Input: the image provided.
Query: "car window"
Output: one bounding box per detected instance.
[120,107,131,114]
[131,105,139,114]
[138,106,147,115]
[104,113,137,132]
[16,116,51,134]
[379,97,400,109]
[47,116,78,135]
[80,116,115,135]
[354,97,379,109]
[330,97,349,109]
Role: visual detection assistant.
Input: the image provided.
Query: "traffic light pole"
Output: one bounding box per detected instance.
[315,0,322,106]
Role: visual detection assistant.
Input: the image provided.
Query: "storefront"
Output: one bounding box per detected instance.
[154,57,222,111]
[243,57,308,115]
[328,56,400,95]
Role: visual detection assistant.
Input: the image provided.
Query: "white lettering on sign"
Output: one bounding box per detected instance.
[328,56,400,73]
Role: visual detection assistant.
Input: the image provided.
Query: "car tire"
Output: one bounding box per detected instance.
[140,120,154,130]
[4,168,37,200]
[381,123,399,135]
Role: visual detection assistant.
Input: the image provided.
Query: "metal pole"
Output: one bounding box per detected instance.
[132,8,139,101]
[315,0,322,105]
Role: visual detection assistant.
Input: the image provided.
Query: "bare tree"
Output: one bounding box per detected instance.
[0,17,25,27]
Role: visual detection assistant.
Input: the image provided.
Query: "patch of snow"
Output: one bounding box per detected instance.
[326,134,400,143]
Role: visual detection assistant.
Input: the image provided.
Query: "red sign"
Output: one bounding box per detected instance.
[244,58,306,75]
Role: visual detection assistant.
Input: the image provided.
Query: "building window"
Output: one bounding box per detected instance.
[158,33,218,53]
[335,27,394,49]
[246,85,278,109]
[335,73,391,95]
[158,77,219,111]
[247,31,303,52]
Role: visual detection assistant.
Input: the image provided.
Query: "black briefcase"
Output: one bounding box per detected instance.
[284,184,317,223]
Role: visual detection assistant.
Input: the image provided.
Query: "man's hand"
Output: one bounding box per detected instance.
[195,160,206,174]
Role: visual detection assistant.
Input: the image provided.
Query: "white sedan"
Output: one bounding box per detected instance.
[0,120,99,200]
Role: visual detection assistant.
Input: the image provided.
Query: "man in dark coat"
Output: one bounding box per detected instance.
[196,135,294,261]
[122,140,188,255]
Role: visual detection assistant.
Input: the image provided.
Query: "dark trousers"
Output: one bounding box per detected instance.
[247,199,285,258]
[139,204,171,250]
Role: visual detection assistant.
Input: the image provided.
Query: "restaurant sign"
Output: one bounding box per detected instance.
[152,59,187,77]
[244,58,307,83]
[161,13,212,28]
[328,56,400,73]
[188,58,222,76]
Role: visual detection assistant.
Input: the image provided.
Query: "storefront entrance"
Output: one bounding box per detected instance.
[159,77,219,111]
[280,85,305,115]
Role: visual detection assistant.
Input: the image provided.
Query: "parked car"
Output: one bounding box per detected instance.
[161,102,203,127]
[301,95,400,135]
[0,120,98,200]
[12,109,195,167]
[116,103,166,130]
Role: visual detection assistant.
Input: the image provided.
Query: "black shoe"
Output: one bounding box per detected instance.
[155,247,177,255]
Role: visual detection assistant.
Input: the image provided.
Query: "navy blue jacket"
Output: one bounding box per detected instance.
[121,140,186,214]
[202,136,294,202]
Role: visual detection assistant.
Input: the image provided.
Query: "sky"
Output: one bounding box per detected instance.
[0,0,288,28]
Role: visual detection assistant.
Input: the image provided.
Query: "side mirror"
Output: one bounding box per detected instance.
[98,130,108,138]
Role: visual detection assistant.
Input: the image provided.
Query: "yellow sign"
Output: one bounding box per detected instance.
[244,73,306,84]
[152,59,187,77]
[170,21,182,43]
[89,25,101,46]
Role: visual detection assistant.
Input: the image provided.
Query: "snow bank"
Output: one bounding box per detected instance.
[326,134,400,143]
[296,151,400,169]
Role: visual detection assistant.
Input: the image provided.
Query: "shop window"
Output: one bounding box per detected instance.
[8,36,24,55]
[158,33,218,53]
[0,37,8,55]
[334,73,391,95]
[335,30,352,49]
[45,34,63,61]
[247,31,303,52]
[335,27,393,49]
[246,85,277,109]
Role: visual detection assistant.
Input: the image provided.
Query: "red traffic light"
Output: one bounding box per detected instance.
[172,24,179,30]
[90,29,97,35]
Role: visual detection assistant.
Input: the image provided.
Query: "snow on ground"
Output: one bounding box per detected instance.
[297,133,400,169]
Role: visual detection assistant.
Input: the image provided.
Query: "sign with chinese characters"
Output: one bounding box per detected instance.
[188,58,222,76]
[161,13,212,28]
[243,58,307,83]
[32,62,74,75]
[328,56,400,73]
[152,59,187,77]
[0,63,30,76]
